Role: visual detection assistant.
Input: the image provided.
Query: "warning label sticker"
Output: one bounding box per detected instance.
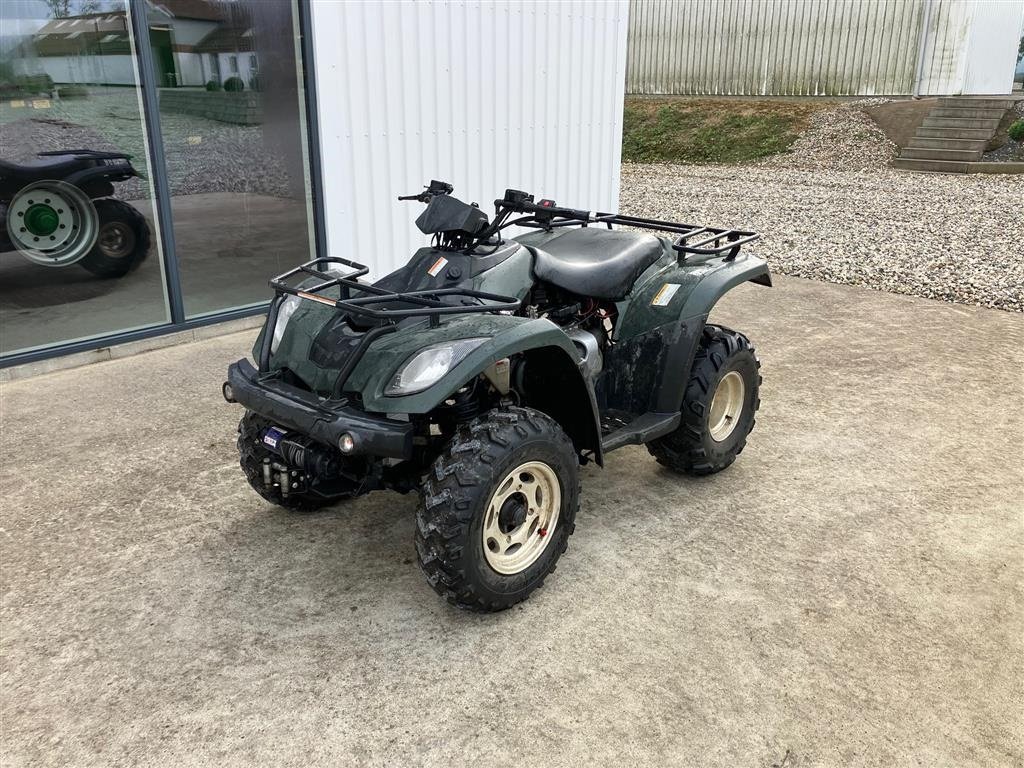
[651,283,681,307]
[427,256,448,277]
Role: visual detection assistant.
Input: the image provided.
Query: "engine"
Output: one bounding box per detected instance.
[521,281,614,384]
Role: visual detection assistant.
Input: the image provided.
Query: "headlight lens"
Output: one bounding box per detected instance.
[270,295,301,354]
[385,338,488,396]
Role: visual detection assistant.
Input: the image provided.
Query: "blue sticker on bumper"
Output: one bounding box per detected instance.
[262,426,287,450]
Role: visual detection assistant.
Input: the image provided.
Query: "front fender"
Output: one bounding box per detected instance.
[346,314,603,463]
[347,315,577,413]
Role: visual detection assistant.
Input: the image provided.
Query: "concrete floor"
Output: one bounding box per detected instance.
[1,276,1021,766]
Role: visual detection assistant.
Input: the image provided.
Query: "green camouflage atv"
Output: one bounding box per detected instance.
[224,181,770,611]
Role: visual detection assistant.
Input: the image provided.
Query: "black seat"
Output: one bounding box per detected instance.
[531,227,665,300]
[0,155,91,182]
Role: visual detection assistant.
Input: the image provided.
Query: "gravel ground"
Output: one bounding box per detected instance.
[621,102,1024,312]
[0,90,295,200]
[760,99,898,171]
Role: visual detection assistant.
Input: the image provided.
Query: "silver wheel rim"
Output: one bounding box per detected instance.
[708,370,745,442]
[482,460,560,575]
[97,220,136,259]
[6,181,99,266]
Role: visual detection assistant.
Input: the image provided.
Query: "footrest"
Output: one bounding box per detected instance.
[601,411,680,453]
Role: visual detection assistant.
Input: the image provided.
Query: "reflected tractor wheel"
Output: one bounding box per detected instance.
[78,199,151,278]
[6,180,99,266]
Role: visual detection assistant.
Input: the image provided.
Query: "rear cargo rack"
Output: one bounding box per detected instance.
[518,212,759,261]
[258,257,520,394]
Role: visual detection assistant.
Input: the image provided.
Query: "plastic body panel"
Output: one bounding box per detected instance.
[254,230,768,461]
[599,246,770,417]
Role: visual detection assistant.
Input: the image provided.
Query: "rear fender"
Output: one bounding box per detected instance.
[662,254,770,413]
[65,162,137,192]
[609,252,770,414]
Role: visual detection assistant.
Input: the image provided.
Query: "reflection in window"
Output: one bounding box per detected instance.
[150,0,316,318]
[0,0,168,356]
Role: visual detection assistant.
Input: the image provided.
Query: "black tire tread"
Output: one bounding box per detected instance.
[647,324,761,475]
[414,405,580,612]
[79,198,150,278]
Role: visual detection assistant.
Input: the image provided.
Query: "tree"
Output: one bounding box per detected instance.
[44,0,71,17]
[45,0,105,17]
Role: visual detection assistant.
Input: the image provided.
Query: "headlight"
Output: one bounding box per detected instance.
[270,295,301,354]
[385,338,488,396]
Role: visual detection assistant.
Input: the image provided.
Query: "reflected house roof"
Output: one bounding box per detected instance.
[26,1,232,58]
[30,13,133,56]
[148,0,225,22]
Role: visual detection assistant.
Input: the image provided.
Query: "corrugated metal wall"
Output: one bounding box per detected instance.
[310,0,629,278]
[627,0,1024,96]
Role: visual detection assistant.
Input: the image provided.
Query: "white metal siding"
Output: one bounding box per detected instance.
[627,0,1024,96]
[959,0,1024,94]
[310,0,630,278]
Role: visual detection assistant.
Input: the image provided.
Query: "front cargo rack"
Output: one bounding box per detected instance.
[258,257,520,394]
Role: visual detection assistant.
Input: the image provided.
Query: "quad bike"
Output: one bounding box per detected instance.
[0,149,150,278]
[224,181,770,611]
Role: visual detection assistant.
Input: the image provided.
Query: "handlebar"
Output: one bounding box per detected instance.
[493,195,592,223]
[398,179,454,203]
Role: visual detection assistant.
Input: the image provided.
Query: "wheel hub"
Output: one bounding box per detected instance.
[708,370,745,442]
[23,203,59,236]
[97,221,135,259]
[498,494,528,532]
[482,461,561,575]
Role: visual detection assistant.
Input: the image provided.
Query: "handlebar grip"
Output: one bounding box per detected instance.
[495,198,591,222]
[397,194,421,201]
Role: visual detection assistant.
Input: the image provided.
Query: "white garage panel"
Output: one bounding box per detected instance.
[310,0,630,278]
[627,0,1024,96]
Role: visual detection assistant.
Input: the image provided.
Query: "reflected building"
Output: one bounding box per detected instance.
[0,0,315,357]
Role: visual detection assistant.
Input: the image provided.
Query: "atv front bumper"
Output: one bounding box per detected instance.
[225,359,414,459]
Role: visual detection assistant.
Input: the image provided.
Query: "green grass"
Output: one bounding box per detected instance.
[622,98,830,165]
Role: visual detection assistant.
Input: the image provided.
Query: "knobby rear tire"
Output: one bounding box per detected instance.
[79,199,150,278]
[648,324,761,475]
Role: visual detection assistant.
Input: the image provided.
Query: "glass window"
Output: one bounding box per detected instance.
[0,0,169,356]
[149,0,316,318]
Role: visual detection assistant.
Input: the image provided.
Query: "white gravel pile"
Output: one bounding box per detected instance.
[620,102,1023,312]
[620,162,1023,312]
[759,99,898,171]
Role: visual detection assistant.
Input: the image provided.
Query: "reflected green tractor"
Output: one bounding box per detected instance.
[0,150,150,278]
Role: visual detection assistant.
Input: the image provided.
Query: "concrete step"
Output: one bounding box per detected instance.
[892,157,1024,174]
[906,137,988,151]
[922,116,1001,130]
[915,126,994,140]
[930,106,1006,119]
[893,158,973,173]
[900,147,984,161]
[938,97,1015,110]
